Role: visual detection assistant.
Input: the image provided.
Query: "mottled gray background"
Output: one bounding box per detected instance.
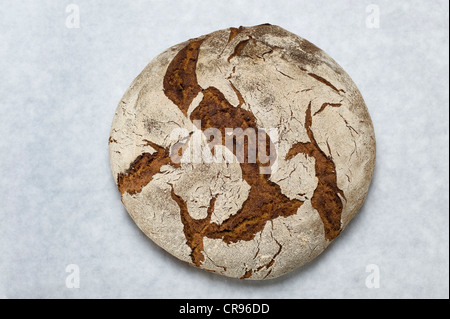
[0,0,448,299]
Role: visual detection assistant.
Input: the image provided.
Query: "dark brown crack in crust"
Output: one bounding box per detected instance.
[227,38,251,62]
[170,186,218,266]
[286,102,345,241]
[164,38,304,266]
[117,141,179,195]
[190,87,303,250]
[163,39,204,116]
[118,35,346,268]
[227,26,245,44]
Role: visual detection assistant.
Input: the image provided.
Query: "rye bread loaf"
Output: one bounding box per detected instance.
[109,24,376,280]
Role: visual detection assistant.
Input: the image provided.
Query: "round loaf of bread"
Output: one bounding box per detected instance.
[109,24,376,280]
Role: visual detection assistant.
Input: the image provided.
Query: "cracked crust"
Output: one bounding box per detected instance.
[109,24,376,280]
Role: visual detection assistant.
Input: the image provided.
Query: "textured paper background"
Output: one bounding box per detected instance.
[0,0,448,298]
